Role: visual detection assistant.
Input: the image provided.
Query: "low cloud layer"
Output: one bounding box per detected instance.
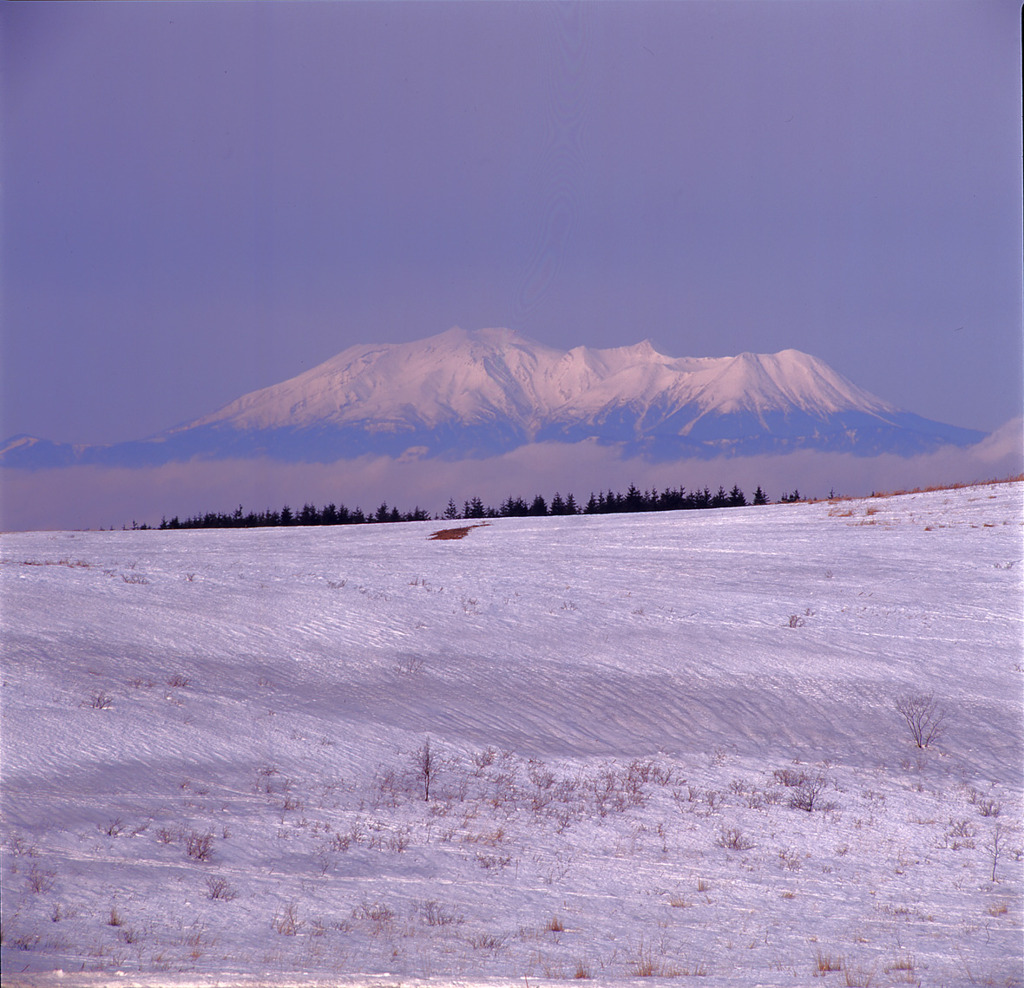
[2,421,1021,532]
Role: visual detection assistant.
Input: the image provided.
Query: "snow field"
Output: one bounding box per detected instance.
[1,482,1022,987]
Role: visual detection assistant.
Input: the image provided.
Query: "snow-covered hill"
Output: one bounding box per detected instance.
[0,329,986,468]
[2,482,1021,987]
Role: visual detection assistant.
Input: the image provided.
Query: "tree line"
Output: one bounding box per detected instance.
[156,482,807,530]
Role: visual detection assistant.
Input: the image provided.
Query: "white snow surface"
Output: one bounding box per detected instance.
[1,482,1022,988]
[183,327,897,433]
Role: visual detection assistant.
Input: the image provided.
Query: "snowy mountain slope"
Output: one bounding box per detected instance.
[0,329,986,468]
[183,330,896,432]
[1,482,1022,987]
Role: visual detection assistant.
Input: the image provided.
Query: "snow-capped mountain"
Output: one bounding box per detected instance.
[0,327,986,468]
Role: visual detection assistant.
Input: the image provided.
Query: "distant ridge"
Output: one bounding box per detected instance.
[0,328,986,468]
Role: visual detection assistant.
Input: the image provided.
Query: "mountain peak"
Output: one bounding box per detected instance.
[1,329,987,469]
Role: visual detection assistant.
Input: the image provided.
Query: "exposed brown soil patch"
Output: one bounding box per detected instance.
[428,523,490,541]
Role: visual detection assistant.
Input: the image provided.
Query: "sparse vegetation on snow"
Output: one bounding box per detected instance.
[1,481,1021,987]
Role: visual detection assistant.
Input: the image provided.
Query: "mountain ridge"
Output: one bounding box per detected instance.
[182,328,899,435]
[0,327,987,468]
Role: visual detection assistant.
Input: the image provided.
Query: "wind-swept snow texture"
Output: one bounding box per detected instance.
[2,483,1022,988]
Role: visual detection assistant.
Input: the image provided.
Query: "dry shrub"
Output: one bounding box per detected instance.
[273,902,301,935]
[469,932,507,951]
[573,959,592,979]
[206,877,238,901]
[184,830,215,862]
[420,900,462,927]
[717,827,753,851]
[895,694,946,749]
[630,938,683,978]
[843,962,876,987]
[26,865,56,893]
[884,954,915,974]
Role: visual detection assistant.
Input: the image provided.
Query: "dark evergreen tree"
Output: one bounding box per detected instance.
[752,486,768,506]
[728,485,746,507]
[624,484,644,512]
[499,495,529,517]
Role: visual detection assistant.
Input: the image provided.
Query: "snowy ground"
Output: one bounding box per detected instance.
[2,482,1022,988]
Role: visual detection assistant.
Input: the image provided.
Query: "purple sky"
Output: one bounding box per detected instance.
[2,0,1021,449]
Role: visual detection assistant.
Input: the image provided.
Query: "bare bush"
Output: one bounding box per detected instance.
[773,767,807,788]
[184,830,215,862]
[788,773,831,813]
[419,900,462,927]
[630,938,682,978]
[395,655,424,675]
[119,926,143,945]
[884,954,915,978]
[273,902,301,935]
[717,827,753,851]
[26,865,56,893]
[468,932,507,951]
[895,693,946,748]
[475,851,513,870]
[976,797,1002,818]
[418,738,434,802]
[206,877,238,901]
[573,959,592,979]
[943,818,976,850]
[7,833,38,857]
[84,691,114,710]
[985,822,1006,882]
[843,961,877,986]
[352,901,395,935]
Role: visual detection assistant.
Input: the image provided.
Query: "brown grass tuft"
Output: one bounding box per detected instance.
[428,523,490,540]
